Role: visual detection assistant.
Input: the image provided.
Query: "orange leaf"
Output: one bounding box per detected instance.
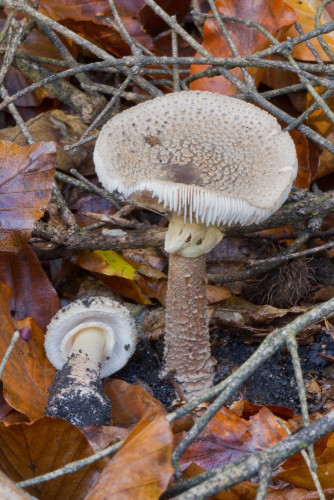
[290,130,312,189]
[0,417,104,499]
[104,379,165,427]
[0,281,55,420]
[284,0,334,61]
[190,0,296,94]
[0,140,56,252]
[85,411,174,500]
[0,245,60,331]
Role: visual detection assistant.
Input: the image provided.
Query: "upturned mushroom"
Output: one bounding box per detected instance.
[94,90,297,399]
[45,297,136,425]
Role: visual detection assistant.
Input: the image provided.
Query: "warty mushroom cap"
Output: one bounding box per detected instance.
[45,297,136,378]
[94,90,298,227]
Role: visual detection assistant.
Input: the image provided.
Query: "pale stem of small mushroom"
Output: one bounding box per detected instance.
[163,253,214,399]
[66,327,106,382]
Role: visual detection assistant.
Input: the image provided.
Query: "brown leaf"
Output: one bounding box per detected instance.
[104,379,165,427]
[0,281,55,420]
[291,130,312,190]
[213,296,308,335]
[0,110,98,174]
[0,417,104,500]
[139,0,191,37]
[206,284,231,304]
[180,406,288,470]
[0,245,60,331]
[284,0,334,61]
[38,0,153,57]
[82,425,131,453]
[85,411,174,500]
[314,132,334,181]
[190,0,296,94]
[0,140,56,252]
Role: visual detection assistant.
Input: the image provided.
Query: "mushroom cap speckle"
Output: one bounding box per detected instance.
[45,297,137,378]
[94,91,297,226]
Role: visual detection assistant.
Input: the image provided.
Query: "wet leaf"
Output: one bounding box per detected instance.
[180,406,288,470]
[190,0,296,94]
[284,0,334,61]
[85,411,174,500]
[0,417,104,499]
[0,281,55,420]
[104,379,165,427]
[0,245,60,331]
[0,140,56,252]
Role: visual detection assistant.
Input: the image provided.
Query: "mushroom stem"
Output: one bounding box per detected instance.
[162,253,214,399]
[67,327,106,382]
[46,326,112,426]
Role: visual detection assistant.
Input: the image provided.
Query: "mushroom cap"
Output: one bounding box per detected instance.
[94,91,297,226]
[45,297,137,378]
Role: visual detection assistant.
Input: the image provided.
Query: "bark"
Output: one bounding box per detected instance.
[163,253,214,399]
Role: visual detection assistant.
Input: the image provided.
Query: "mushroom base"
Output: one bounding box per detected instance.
[45,355,111,426]
[162,253,214,400]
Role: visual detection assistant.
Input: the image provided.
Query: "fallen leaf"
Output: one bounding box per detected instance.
[0,281,55,420]
[190,0,296,94]
[276,432,334,489]
[0,417,104,500]
[284,0,334,61]
[180,406,288,470]
[0,245,60,331]
[0,470,32,499]
[213,296,308,335]
[85,411,174,500]
[206,284,231,304]
[82,425,131,453]
[0,110,98,174]
[291,130,312,189]
[0,140,56,252]
[314,132,334,181]
[74,250,152,304]
[104,379,165,427]
[38,0,153,57]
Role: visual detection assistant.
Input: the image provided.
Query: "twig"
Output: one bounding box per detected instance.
[0,331,20,379]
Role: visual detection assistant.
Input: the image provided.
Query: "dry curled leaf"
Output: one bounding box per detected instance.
[0,281,55,421]
[0,140,56,252]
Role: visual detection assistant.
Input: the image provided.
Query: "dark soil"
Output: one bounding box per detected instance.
[114,329,334,413]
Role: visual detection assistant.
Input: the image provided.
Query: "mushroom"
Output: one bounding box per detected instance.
[94,90,297,399]
[44,297,136,425]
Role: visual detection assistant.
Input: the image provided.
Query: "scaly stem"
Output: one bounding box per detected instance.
[163,253,214,399]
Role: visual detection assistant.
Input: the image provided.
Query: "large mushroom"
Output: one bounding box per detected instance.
[94,90,297,399]
[45,297,136,425]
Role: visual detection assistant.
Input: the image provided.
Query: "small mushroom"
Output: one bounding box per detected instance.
[44,297,136,425]
[94,90,297,399]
